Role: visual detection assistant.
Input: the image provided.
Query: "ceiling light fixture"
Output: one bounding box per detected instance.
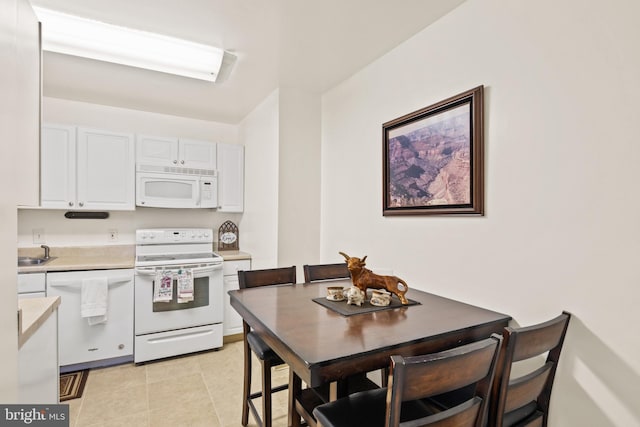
[34,7,229,82]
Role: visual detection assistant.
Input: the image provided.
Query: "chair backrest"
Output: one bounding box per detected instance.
[303,263,350,283]
[489,312,571,427]
[386,335,502,427]
[237,266,297,289]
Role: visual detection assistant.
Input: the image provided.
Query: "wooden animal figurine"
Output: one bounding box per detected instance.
[339,252,409,305]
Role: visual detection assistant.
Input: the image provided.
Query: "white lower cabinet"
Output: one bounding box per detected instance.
[18,309,59,403]
[47,269,134,368]
[223,259,250,336]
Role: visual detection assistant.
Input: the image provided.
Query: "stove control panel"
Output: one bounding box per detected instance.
[136,228,213,244]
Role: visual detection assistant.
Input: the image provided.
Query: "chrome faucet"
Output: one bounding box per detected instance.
[41,244,50,260]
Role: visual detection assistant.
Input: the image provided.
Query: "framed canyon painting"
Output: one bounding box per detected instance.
[382,86,484,216]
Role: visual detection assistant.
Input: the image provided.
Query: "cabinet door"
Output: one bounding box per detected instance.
[41,124,76,209]
[77,127,135,210]
[179,138,216,170]
[223,260,250,336]
[18,310,58,403]
[136,134,179,166]
[217,143,244,212]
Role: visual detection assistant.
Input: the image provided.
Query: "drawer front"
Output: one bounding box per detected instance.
[18,273,46,294]
[222,259,251,276]
[134,323,222,363]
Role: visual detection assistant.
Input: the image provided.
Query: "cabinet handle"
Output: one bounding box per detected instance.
[173,160,178,164]
[181,160,185,164]
[68,201,74,207]
[79,202,84,207]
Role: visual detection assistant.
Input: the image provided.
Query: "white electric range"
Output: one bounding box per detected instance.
[134,228,224,363]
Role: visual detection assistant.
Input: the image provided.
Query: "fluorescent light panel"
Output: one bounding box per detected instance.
[34,7,224,82]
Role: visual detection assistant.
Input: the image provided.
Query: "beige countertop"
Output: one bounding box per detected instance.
[18,296,61,348]
[18,245,135,273]
[218,250,252,261]
[17,245,250,273]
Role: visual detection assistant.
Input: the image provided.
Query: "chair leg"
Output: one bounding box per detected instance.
[262,359,273,427]
[242,326,252,426]
[380,367,389,387]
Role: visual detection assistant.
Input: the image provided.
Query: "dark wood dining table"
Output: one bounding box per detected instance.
[228,279,511,427]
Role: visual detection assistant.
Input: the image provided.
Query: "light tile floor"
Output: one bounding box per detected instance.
[67,340,291,427]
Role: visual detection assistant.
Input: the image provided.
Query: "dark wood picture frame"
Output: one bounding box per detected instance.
[382,85,484,216]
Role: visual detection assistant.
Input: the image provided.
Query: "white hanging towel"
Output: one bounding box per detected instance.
[153,270,173,302]
[177,269,194,303]
[81,277,108,325]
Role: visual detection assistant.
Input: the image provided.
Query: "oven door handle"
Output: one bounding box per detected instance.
[135,264,223,276]
[191,264,223,274]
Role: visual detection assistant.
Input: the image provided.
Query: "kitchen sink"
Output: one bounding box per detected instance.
[18,256,56,267]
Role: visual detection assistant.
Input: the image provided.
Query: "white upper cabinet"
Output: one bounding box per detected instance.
[180,139,217,170]
[136,135,216,170]
[77,127,135,210]
[41,124,135,210]
[135,135,178,167]
[41,124,76,209]
[217,143,244,212]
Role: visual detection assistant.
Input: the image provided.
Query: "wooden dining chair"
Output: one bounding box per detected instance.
[313,334,502,427]
[488,311,571,427]
[303,263,350,283]
[238,266,297,427]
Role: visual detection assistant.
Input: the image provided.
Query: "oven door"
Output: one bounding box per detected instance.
[134,263,223,335]
[136,172,200,208]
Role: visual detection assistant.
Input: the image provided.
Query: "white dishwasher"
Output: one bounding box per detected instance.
[47,269,134,371]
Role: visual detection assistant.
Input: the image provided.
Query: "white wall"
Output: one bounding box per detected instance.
[0,0,20,402]
[42,97,238,142]
[239,90,280,268]
[18,97,242,248]
[277,88,321,279]
[18,208,241,247]
[238,88,322,277]
[320,1,640,426]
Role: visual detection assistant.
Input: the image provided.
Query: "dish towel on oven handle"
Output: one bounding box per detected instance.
[153,270,173,303]
[81,277,108,325]
[177,269,194,303]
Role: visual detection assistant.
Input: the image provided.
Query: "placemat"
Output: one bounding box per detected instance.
[312,295,420,316]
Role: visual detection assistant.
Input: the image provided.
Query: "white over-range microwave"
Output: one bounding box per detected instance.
[136,164,218,208]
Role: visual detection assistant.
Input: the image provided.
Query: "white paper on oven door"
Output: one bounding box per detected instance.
[177,269,194,303]
[153,270,173,302]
